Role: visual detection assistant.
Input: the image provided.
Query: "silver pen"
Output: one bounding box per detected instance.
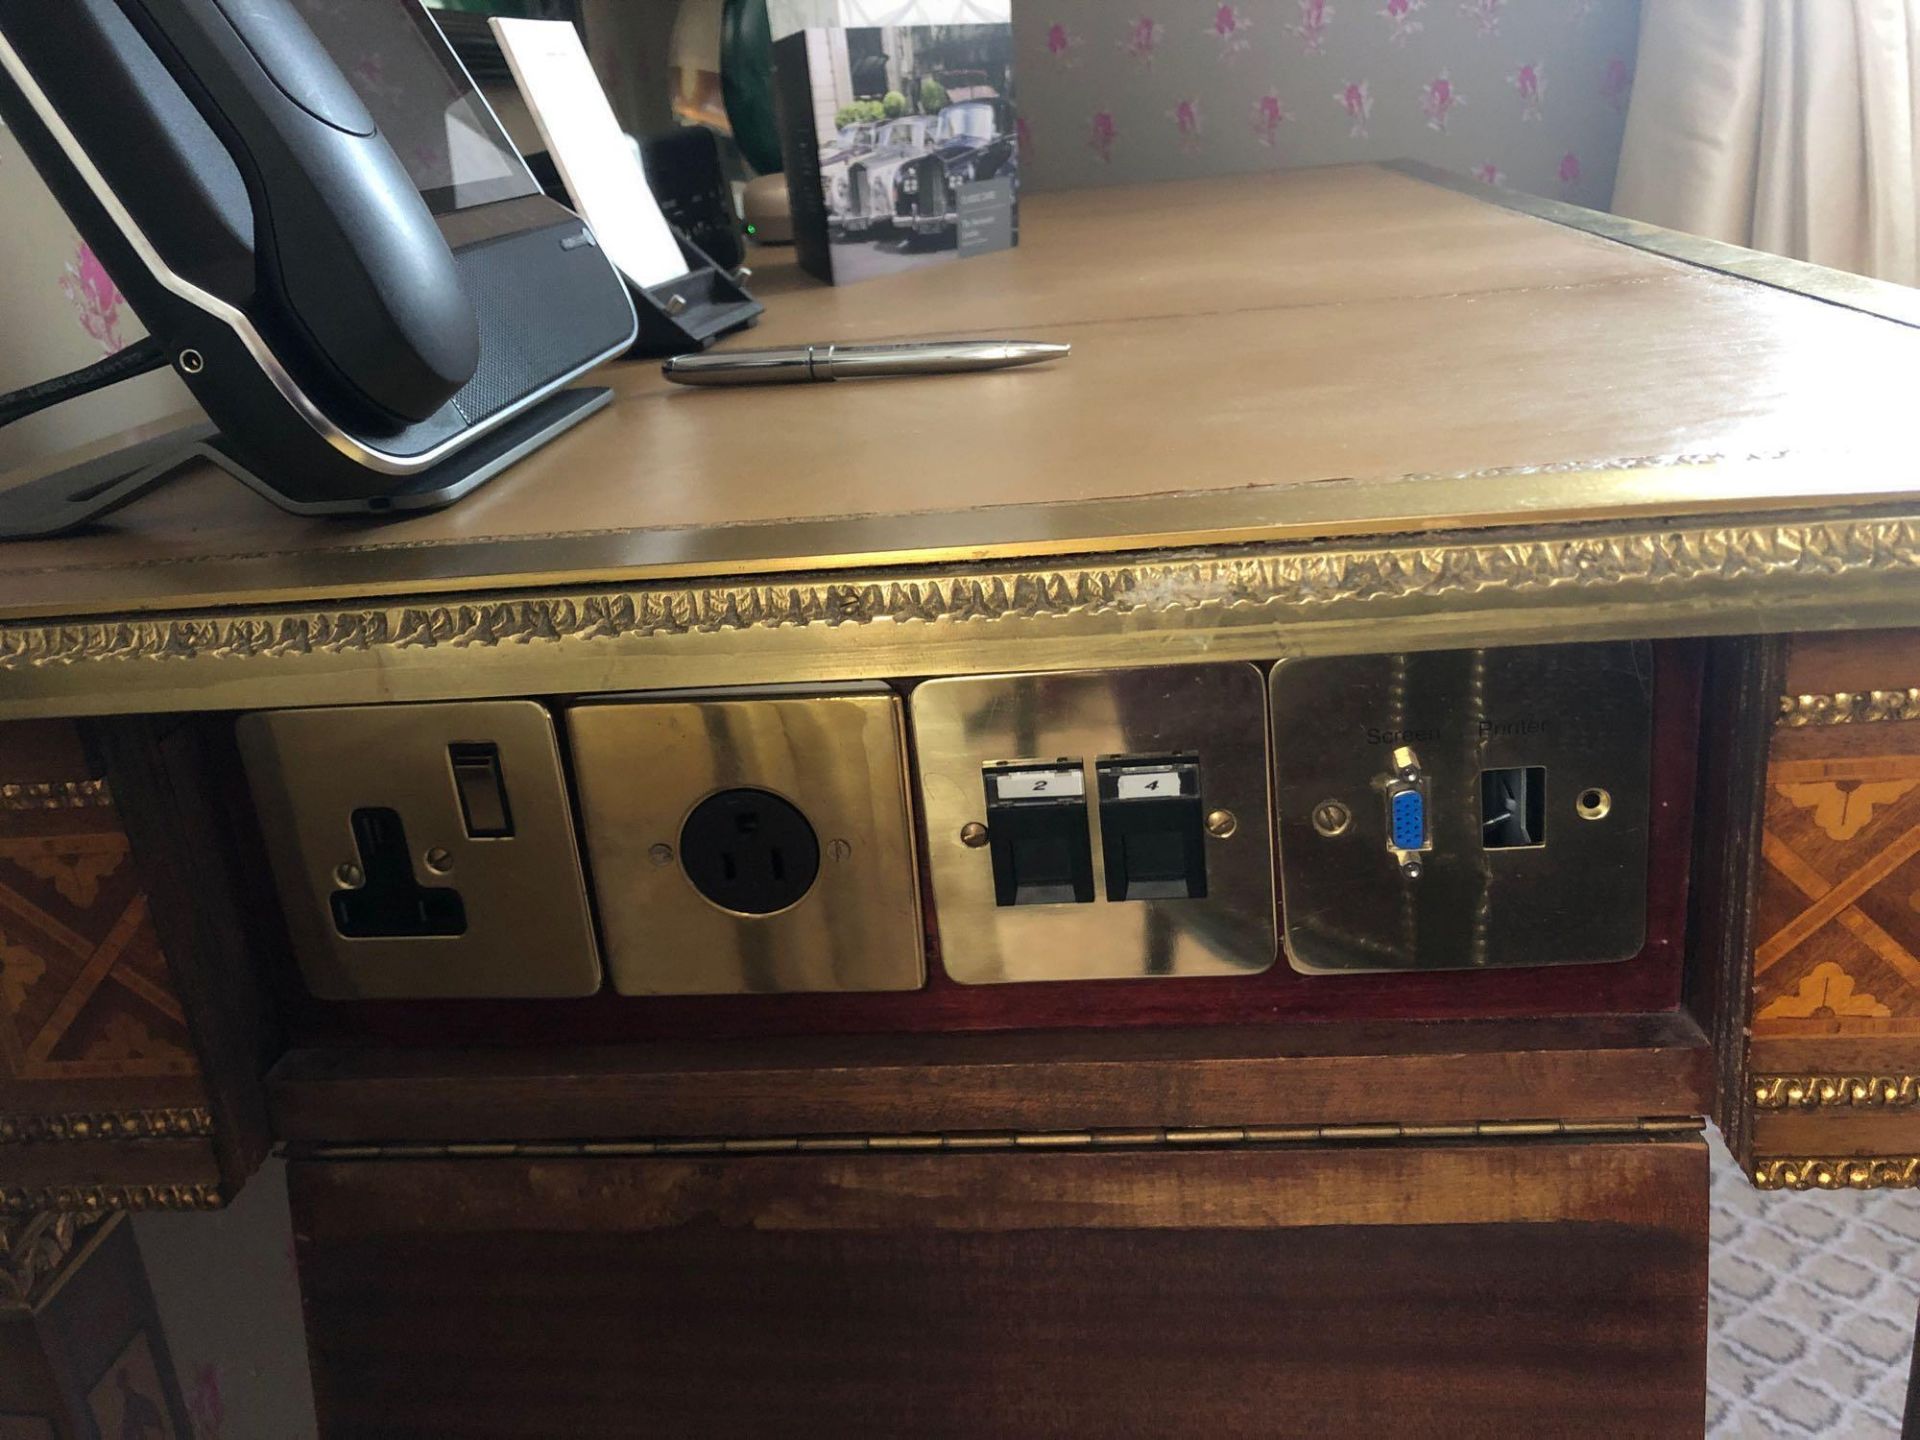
[662,339,1069,386]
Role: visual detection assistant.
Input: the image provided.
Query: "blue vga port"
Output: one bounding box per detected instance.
[1388,784,1427,852]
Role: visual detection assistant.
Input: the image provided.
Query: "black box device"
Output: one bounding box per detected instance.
[0,0,637,531]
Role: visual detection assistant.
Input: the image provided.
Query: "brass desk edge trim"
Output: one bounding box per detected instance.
[7,508,1920,717]
[1390,159,1920,329]
[11,451,1920,627]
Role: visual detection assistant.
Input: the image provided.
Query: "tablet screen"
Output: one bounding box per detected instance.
[290,0,537,213]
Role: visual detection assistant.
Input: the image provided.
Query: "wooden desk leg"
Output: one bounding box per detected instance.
[1904,1294,1919,1440]
[0,1210,193,1438]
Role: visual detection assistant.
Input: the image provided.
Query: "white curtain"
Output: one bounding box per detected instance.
[1612,0,1920,285]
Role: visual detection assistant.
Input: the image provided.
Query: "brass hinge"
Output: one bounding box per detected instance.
[297,1115,1702,1162]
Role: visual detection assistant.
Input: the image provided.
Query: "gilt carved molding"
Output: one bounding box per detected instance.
[0,1107,215,1144]
[0,778,113,811]
[0,1208,112,1309]
[1752,1075,1920,1109]
[0,1182,222,1215]
[6,513,1920,675]
[1752,1157,1920,1191]
[1778,690,1920,727]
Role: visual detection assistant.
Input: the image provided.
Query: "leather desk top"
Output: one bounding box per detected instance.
[3,162,1919,623]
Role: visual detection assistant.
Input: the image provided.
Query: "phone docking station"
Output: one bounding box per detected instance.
[0,0,638,537]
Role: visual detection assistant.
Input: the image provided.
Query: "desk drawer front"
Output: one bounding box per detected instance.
[291,1137,1709,1439]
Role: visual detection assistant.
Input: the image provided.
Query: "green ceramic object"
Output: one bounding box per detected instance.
[720,0,781,175]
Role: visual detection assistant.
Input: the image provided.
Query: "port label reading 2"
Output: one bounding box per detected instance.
[992,767,1086,800]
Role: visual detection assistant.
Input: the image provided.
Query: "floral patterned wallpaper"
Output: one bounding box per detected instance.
[1011,0,1642,208]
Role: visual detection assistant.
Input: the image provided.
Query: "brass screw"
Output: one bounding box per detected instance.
[1311,800,1351,838]
[424,847,453,874]
[960,822,990,848]
[333,862,363,888]
[827,838,853,863]
[1205,809,1238,839]
[647,843,675,867]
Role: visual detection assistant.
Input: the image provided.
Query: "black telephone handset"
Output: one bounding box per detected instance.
[120,0,479,426]
[0,0,641,534]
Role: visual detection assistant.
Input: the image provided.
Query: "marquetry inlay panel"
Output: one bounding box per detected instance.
[0,723,214,1209]
[1752,638,1920,1187]
[0,799,196,1084]
[1753,738,1920,1043]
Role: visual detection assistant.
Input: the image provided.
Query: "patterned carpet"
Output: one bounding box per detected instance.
[1708,1132,1920,1437]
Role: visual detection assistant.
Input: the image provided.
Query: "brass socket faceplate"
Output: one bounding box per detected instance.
[912,664,1276,984]
[566,689,924,995]
[1271,643,1653,973]
[237,700,602,998]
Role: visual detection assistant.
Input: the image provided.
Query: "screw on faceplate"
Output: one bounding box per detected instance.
[827,838,853,863]
[648,843,675,867]
[960,822,989,848]
[333,862,363,888]
[1401,858,1424,880]
[1204,809,1238,839]
[424,847,453,874]
[1311,800,1352,838]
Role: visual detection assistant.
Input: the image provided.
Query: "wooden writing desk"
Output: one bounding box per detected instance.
[3,163,1919,1436]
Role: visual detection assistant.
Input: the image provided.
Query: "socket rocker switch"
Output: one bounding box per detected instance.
[449,743,512,837]
[237,701,601,999]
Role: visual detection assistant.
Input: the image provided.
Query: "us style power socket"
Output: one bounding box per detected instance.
[565,686,924,996]
[237,700,601,999]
